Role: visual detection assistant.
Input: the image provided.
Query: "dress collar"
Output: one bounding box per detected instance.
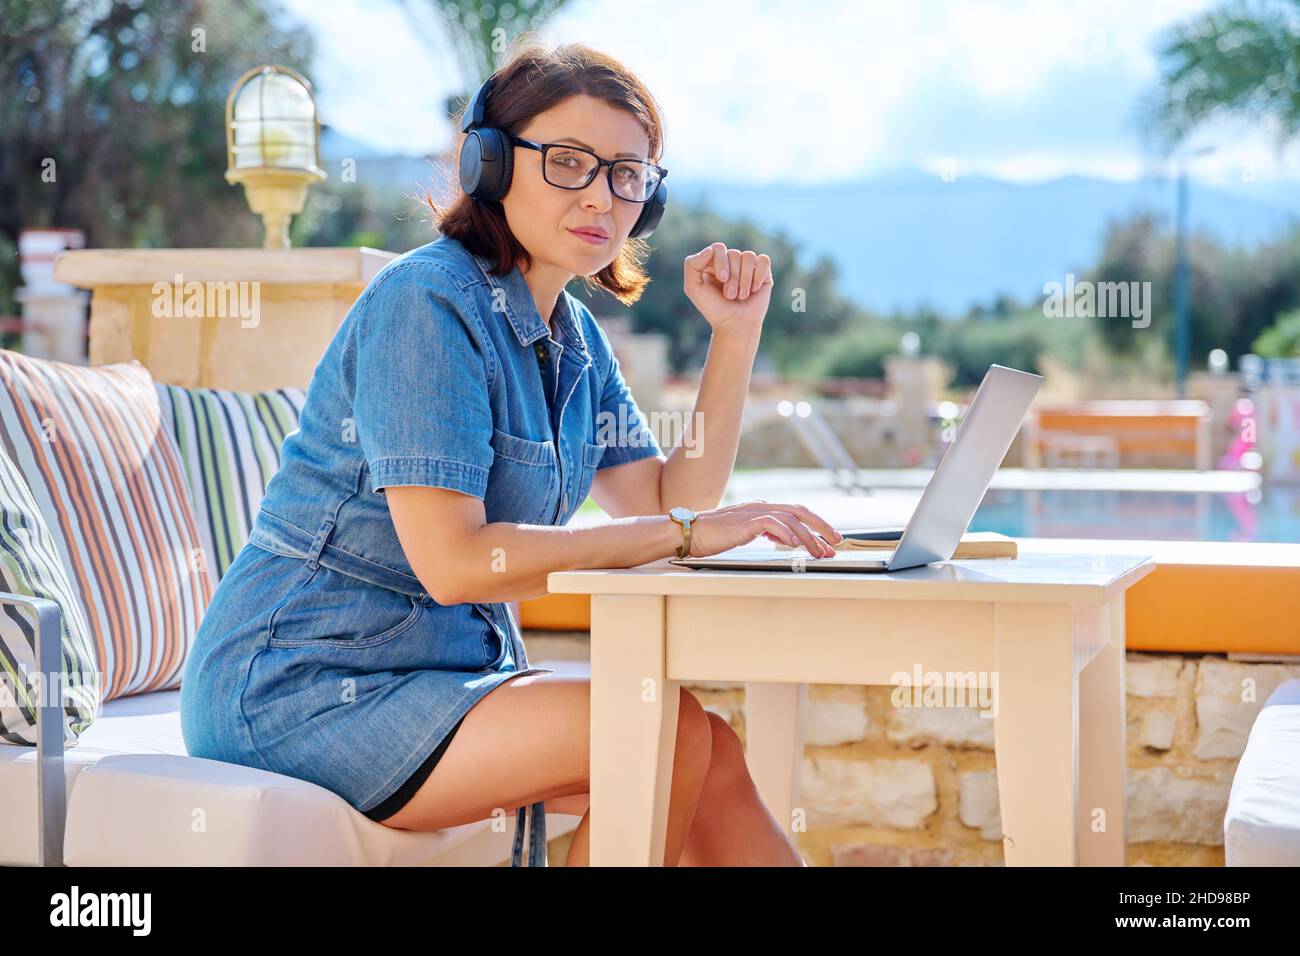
[467,247,589,359]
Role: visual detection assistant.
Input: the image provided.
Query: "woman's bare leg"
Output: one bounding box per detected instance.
[545,714,805,866]
[676,712,805,866]
[375,672,713,865]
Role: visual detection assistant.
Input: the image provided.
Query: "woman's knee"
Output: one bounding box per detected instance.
[704,710,751,791]
[674,687,713,780]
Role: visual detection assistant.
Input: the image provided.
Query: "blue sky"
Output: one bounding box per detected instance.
[278,0,1300,187]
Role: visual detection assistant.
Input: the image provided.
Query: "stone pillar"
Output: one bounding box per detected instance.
[884,355,951,464]
[53,247,397,390]
[1188,370,1243,465]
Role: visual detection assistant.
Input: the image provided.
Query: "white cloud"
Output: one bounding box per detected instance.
[279,0,1299,186]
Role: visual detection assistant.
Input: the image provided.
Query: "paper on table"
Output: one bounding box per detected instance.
[775,531,1018,560]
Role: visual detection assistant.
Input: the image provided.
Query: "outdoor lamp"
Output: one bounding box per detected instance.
[224,64,326,249]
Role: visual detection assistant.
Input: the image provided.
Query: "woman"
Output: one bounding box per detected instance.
[179,40,842,867]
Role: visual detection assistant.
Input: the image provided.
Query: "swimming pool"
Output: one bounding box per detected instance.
[716,468,1298,544]
[968,486,1298,543]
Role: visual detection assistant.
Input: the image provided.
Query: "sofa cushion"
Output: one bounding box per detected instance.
[3,670,584,866]
[0,687,572,866]
[0,688,187,864]
[63,753,576,866]
[155,383,306,580]
[0,449,100,746]
[0,352,211,701]
[1224,678,1300,866]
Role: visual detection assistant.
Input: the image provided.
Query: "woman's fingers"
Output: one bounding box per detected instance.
[752,515,798,549]
[687,244,774,299]
[685,242,729,285]
[729,499,840,543]
[760,512,835,557]
[753,253,772,293]
[753,501,840,544]
[724,249,742,298]
[710,242,730,283]
[734,251,757,300]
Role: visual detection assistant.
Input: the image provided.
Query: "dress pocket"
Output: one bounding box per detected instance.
[472,603,510,670]
[485,427,559,524]
[582,441,607,470]
[265,563,425,649]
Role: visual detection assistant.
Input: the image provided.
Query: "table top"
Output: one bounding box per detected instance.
[548,550,1156,605]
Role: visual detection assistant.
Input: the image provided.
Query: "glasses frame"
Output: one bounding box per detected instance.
[509,135,667,203]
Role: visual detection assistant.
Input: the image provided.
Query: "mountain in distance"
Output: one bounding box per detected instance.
[670,169,1300,315]
[321,128,1300,316]
[319,126,452,203]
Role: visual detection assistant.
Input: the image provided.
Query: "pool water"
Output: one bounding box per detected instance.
[970,486,1300,543]
[580,469,1300,544]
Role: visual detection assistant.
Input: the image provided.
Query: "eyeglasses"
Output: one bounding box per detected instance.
[509,135,667,203]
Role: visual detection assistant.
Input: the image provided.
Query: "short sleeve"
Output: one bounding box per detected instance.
[591,319,664,470]
[348,264,494,496]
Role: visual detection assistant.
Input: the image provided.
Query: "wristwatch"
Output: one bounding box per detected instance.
[668,506,697,558]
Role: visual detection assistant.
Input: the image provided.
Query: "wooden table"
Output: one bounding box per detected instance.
[548,550,1155,866]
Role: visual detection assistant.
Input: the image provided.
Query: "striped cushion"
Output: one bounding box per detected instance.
[0,352,212,702]
[0,449,101,745]
[156,384,306,580]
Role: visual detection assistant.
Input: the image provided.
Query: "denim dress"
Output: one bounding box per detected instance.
[179,234,664,866]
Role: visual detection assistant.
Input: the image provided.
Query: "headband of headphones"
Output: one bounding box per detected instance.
[460,75,495,134]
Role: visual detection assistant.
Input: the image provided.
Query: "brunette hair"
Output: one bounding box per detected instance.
[425,38,666,306]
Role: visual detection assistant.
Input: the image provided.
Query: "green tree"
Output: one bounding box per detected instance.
[1253,306,1300,355]
[397,0,573,106]
[569,200,859,374]
[0,0,314,315]
[1148,0,1300,151]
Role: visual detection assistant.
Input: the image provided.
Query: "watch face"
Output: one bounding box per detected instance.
[669,506,695,522]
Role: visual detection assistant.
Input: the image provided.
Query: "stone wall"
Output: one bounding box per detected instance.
[525,631,1299,866]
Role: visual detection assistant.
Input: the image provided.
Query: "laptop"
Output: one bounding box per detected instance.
[669,363,1044,573]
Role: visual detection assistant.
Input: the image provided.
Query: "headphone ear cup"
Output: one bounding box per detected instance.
[459,128,514,202]
[629,180,669,239]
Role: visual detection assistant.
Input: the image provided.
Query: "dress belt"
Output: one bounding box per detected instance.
[512,802,548,868]
[248,510,427,599]
[250,510,549,866]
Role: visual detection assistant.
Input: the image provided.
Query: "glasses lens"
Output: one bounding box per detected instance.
[544,147,599,188]
[612,161,662,202]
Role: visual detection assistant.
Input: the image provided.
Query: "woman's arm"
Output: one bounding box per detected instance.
[658,326,761,512]
[386,485,681,604]
[591,243,773,518]
[386,483,840,605]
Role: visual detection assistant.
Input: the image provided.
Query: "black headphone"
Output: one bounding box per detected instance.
[457,74,669,240]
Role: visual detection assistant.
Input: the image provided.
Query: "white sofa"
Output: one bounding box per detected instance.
[2,603,585,867]
[1224,677,1300,866]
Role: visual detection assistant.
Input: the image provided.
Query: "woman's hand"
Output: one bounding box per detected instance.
[686,500,843,559]
[683,242,774,337]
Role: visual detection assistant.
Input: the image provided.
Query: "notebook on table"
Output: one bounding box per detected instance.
[776,530,1018,560]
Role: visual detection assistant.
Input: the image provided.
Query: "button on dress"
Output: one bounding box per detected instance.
[179,235,665,866]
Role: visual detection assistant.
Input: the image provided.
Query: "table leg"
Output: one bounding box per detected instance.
[992,602,1079,865]
[589,593,677,866]
[1077,595,1127,866]
[743,682,808,836]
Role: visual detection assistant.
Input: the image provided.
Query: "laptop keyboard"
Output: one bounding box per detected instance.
[790,549,895,562]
